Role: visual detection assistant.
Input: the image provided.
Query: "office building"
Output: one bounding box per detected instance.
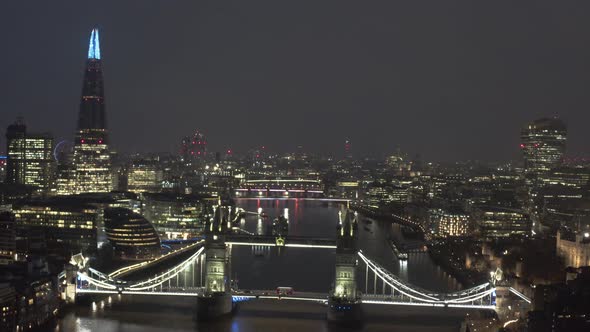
[5,119,54,193]
[12,199,98,256]
[180,131,207,164]
[127,158,163,193]
[476,206,531,239]
[142,192,213,239]
[521,117,567,175]
[429,208,470,237]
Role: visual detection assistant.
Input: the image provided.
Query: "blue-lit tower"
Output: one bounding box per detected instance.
[72,28,112,194]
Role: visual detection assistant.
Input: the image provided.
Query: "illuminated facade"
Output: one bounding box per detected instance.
[127,159,163,193]
[72,28,112,194]
[5,119,54,193]
[542,166,590,189]
[556,229,590,268]
[141,192,212,239]
[477,206,531,239]
[430,208,470,237]
[521,118,567,175]
[333,209,358,300]
[104,208,161,260]
[12,200,98,255]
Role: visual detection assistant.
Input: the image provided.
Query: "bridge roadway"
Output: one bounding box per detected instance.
[226,234,336,249]
[77,286,327,302]
[76,287,496,310]
[108,240,205,279]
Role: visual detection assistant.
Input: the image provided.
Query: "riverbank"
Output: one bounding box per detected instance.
[429,239,488,287]
[353,205,426,237]
[353,204,487,287]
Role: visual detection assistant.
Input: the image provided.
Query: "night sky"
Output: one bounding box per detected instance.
[2,1,590,161]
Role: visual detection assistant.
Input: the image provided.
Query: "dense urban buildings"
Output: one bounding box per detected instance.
[1,16,589,331]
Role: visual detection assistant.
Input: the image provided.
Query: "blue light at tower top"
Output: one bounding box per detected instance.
[87,28,101,60]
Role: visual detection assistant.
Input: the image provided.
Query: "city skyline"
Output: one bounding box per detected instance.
[2,2,590,161]
[3,3,590,331]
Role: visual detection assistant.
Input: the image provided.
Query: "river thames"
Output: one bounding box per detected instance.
[55,198,472,332]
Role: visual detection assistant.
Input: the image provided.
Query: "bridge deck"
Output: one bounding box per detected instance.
[76,288,495,310]
[226,235,336,248]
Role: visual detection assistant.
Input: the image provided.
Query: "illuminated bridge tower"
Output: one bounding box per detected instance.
[72,28,112,194]
[328,207,362,323]
[196,201,234,320]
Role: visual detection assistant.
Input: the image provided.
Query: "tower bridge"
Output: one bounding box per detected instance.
[60,204,523,323]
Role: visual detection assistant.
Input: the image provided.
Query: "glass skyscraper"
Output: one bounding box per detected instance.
[521,117,567,175]
[72,28,112,193]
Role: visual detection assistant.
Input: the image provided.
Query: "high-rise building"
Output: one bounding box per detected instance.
[521,117,567,175]
[72,28,112,194]
[180,131,207,163]
[5,119,54,193]
[344,139,351,157]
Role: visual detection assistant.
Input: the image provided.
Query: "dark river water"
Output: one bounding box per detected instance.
[55,198,467,332]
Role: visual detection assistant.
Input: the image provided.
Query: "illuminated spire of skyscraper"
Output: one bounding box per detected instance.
[70,28,111,194]
[87,28,101,60]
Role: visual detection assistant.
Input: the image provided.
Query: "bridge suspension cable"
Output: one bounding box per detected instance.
[357,251,495,306]
[77,246,205,293]
[127,247,204,290]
